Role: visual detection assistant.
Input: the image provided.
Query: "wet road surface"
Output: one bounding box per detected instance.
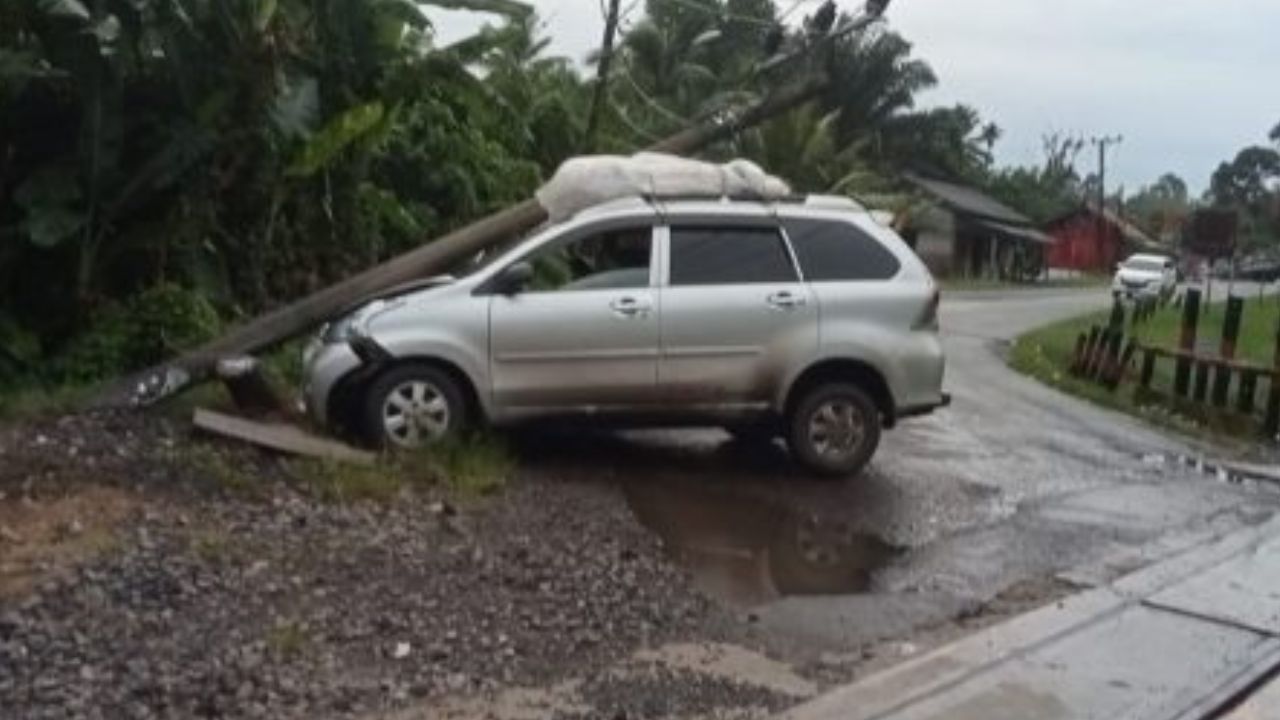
[517,288,1280,652]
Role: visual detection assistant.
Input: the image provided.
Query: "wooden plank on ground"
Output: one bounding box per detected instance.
[192,408,375,465]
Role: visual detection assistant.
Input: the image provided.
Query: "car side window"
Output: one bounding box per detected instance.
[782,218,901,281]
[669,226,797,286]
[524,226,653,293]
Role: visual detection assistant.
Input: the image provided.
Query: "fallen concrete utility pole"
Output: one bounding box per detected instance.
[101,4,889,409]
[96,76,828,409]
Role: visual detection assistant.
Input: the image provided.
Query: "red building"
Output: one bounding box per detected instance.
[1045,205,1165,272]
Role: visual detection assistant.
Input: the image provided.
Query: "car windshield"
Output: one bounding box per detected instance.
[1123,258,1165,272]
[451,233,528,278]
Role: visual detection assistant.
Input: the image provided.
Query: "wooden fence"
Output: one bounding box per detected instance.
[1069,289,1280,438]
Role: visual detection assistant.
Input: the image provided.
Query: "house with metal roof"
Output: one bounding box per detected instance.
[1045,204,1167,273]
[898,174,1052,281]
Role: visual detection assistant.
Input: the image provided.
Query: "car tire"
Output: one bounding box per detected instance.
[362,364,469,449]
[786,382,881,478]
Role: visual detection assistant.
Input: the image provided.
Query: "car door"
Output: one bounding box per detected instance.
[489,221,660,411]
[658,222,818,405]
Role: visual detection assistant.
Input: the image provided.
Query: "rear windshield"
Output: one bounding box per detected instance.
[783,218,901,281]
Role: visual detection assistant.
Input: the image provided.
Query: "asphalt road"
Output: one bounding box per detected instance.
[519,288,1280,654]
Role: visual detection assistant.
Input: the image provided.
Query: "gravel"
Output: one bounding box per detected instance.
[562,667,791,720]
[0,412,763,720]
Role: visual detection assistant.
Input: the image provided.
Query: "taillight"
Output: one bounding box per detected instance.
[914,288,940,331]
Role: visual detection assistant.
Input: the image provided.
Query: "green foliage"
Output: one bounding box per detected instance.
[424,434,514,498]
[1,0,574,388]
[14,167,84,248]
[982,133,1088,224]
[286,102,391,178]
[55,284,222,383]
[985,166,1079,224]
[1207,143,1280,252]
[288,457,410,504]
[1125,173,1191,242]
[0,384,93,422]
[1210,147,1280,210]
[1,0,1015,402]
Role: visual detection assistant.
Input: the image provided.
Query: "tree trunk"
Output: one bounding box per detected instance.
[583,0,622,151]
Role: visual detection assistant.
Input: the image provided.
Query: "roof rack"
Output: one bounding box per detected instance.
[632,192,864,209]
[571,193,867,222]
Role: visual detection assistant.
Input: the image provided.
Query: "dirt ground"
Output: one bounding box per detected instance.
[0,409,1077,720]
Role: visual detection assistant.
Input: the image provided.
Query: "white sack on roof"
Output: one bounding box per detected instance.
[535,152,791,223]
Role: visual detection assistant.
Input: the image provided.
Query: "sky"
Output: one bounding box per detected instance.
[431,0,1280,195]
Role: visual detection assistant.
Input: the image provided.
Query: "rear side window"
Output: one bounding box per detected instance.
[783,218,901,281]
[669,226,798,286]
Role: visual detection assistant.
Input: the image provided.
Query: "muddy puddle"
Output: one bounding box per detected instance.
[624,478,902,607]
[513,429,907,607]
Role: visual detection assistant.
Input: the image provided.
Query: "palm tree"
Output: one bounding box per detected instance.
[612,0,776,138]
[822,31,938,148]
[979,122,1002,158]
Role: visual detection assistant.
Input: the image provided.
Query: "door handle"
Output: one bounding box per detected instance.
[766,291,807,310]
[610,297,651,318]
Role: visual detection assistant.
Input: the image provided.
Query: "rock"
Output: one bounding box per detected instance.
[0,413,744,720]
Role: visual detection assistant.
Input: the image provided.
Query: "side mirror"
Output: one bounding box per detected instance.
[494,261,533,295]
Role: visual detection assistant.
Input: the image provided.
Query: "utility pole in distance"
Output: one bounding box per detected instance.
[1090,134,1123,270]
[1090,134,1123,213]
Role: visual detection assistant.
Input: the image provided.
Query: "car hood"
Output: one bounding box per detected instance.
[335,275,457,318]
[1116,269,1162,283]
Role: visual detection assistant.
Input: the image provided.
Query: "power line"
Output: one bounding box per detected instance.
[779,0,818,22]
[619,68,693,126]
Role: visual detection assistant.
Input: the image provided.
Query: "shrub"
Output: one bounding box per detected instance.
[53,284,222,384]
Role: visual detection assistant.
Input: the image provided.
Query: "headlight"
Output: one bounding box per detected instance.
[320,299,399,344]
[322,316,357,344]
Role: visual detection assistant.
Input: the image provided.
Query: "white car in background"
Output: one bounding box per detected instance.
[1112,254,1177,300]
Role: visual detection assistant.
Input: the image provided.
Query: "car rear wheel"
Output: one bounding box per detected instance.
[362,365,468,449]
[786,383,881,478]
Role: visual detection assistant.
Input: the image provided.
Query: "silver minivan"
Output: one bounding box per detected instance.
[302,195,947,476]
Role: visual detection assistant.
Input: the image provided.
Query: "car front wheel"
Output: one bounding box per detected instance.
[362,365,468,449]
[787,383,881,478]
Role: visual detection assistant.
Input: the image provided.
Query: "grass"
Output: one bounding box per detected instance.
[265,620,309,660]
[0,383,94,422]
[426,434,515,498]
[1126,295,1277,367]
[1008,293,1280,444]
[187,444,267,498]
[0,337,303,424]
[284,433,514,504]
